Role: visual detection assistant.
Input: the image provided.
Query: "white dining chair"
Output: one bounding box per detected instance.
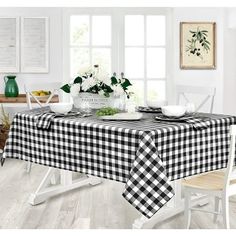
[24,82,61,173]
[182,125,236,229]
[25,82,61,110]
[176,85,216,113]
[170,85,217,211]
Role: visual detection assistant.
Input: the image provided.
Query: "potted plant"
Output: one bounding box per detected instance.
[60,65,133,110]
[0,105,11,150]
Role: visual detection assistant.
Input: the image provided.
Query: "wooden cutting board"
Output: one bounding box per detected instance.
[0,94,59,103]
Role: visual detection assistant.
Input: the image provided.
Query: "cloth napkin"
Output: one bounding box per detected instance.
[155,115,210,130]
[36,111,81,130]
[137,106,162,113]
[181,116,210,130]
[36,112,59,129]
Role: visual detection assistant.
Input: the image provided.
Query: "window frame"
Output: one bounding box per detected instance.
[62,7,172,104]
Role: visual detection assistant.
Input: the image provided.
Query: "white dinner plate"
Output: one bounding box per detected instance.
[100,112,143,121]
[155,114,194,122]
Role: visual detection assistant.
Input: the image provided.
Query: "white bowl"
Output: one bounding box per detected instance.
[49,103,73,114]
[146,100,167,108]
[161,105,186,117]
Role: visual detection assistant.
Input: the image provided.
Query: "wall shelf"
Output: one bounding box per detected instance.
[0,94,58,104]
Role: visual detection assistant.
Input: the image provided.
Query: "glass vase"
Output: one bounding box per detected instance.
[113,94,126,111]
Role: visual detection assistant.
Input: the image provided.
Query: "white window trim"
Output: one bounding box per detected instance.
[62,7,172,104]
[70,15,112,78]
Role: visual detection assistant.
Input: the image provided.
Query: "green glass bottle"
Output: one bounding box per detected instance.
[4,75,19,97]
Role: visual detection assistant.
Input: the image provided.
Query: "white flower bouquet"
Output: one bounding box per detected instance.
[61,65,132,98]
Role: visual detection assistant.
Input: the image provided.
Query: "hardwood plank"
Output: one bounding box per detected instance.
[1,159,236,229]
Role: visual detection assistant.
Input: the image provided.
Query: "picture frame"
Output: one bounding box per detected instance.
[0,17,20,73]
[180,22,216,69]
[21,17,49,73]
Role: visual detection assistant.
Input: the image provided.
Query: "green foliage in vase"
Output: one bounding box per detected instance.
[186,27,211,60]
[60,65,133,99]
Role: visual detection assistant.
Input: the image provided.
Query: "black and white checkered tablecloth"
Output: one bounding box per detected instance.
[2,107,236,218]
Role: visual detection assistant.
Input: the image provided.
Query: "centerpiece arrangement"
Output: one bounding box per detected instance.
[60,65,132,110]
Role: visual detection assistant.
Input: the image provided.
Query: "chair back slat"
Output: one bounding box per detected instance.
[176,85,216,113]
[24,82,61,110]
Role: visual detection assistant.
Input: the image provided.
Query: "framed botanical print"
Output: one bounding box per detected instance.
[180,22,216,69]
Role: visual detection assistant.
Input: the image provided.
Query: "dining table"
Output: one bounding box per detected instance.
[1,106,236,228]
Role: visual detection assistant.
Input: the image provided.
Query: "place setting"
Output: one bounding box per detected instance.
[35,103,92,129]
[153,103,211,130]
[136,100,166,113]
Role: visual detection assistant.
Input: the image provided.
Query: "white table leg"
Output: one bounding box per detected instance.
[167,179,182,208]
[28,168,102,205]
[25,161,57,185]
[60,169,72,185]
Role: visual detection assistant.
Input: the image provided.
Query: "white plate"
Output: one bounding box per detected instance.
[155,114,194,122]
[100,112,143,121]
[148,106,161,109]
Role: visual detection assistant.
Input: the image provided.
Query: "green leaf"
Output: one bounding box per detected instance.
[205,44,210,50]
[189,30,196,34]
[111,76,118,85]
[87,84,99,93]
[60,84,70,93]
[121,79,132,89]
[197,32,201,40]
[73,76,82,84]
[103,92,110,97]
[104,84,113,93]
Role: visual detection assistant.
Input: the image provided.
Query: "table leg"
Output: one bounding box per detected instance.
[28,168,102,205]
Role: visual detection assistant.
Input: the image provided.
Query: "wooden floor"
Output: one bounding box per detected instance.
[1,159,236,229]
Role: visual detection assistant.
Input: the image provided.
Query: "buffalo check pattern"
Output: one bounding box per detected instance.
[2,107,236,218]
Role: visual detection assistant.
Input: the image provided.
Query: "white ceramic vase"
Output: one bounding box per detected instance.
[73,92,113,109]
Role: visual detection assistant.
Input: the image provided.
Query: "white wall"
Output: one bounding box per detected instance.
[1,7,236,116]
[0,8,63,94]
[224,9,236,115]
[171,8,225,113]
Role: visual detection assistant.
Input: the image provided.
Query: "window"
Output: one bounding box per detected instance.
[68,10,167,105]
[124,15,166,105]
[70,15,111,78]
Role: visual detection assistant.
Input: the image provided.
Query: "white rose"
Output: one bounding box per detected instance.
[112,84,124,97]
[78,66,93,76]
[70,83,81,97]
[82,77,97,91]
[97,71,111,86]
